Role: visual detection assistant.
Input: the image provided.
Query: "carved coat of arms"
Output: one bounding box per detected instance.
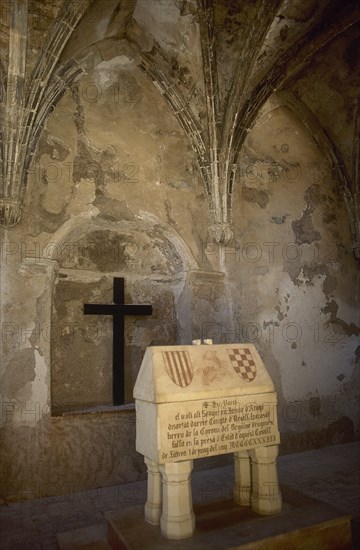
[163,350,193,387]
[227,348,257,382]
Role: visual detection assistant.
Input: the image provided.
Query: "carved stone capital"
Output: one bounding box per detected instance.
[208,221,233,245]
[0,199,22,227]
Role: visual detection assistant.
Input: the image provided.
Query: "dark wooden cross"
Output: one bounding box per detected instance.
[83,277,152,405]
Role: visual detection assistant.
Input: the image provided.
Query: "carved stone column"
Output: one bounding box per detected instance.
[144,457,162,525]
[159,460,195,540]
[249,445,282,515]
[233,450,251,506]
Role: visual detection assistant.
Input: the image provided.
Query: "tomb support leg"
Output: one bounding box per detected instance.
[144,457,162,525]
[233,451,251,506]
[249,445,282,515]
[159,460,195,540]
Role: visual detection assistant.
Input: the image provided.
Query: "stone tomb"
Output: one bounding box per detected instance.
[134,344,282,540]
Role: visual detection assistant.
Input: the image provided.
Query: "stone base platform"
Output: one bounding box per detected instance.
[57,524,112,550]
[104,486,353,550]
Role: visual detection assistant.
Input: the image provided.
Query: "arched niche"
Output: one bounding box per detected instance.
[49,214,198,415]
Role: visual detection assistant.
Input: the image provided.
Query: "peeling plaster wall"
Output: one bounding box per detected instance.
[216,103,359,453]
[0,53,231,501]
[289,22,360,180]
[0,1,359,502]
[2,90,358,500]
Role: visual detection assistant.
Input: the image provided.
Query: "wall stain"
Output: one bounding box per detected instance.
[309,395,321,417]
[242,186,269,208]
[164,198,176,225]
[322,299,360,337]
[283,262,327,287]
[73,141,105,195]
[270,214,287,224]
[322,274,337,295]
[71,85,108,197]
[1,349,36,398]
[26,143,71,235]
[39,131,71,162]
[292,207,320,245]
[280,415,354,453]
[180,0,196,16]
[327,416,354,445]
[93,197,135,222]
[292,184,321,245]
[275,305,285,321]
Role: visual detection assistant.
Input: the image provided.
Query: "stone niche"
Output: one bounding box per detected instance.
[50,221,187,415]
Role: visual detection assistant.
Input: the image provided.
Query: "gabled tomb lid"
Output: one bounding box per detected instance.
[133,344,275,403]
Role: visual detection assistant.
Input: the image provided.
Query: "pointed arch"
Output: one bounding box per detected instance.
[229,2,360,180]
[41,211,199,272]
[259,89,359,257]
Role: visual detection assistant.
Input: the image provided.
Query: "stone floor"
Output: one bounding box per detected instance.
[0,442,359,549]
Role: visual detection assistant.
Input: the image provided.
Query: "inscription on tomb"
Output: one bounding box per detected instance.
[159,394,279,462]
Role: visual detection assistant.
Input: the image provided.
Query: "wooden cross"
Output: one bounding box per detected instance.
[83,277,152,405]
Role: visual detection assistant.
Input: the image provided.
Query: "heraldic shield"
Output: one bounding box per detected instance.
[227,348,257,382]
[162,350,194,387]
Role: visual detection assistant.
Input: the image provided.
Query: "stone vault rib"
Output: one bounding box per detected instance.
[197,0,225,242]
[0,0,91,227]
[229,2,360,185]
[226,1,360,258]
[195,0,282,243]
[1,0,28,227]
[218,0,283,223]
[275,89,360,258]
[352,96,360,258]
[127,34,211,197]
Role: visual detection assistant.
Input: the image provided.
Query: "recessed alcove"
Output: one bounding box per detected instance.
[50,220,193,416]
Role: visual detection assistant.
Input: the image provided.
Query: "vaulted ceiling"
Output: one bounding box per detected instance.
[0,0,359,256]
